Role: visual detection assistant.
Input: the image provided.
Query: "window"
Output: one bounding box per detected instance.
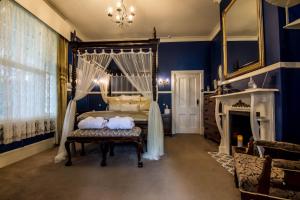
[0,0,58,144]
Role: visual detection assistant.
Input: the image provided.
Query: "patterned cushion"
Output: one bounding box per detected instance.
[69,127,141,137]
[234,153,266,192]
[255,140,300,154]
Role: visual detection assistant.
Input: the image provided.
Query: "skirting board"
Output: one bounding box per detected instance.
[0,138,55,168]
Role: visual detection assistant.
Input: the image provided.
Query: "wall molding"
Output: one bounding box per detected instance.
[0,138,55,168]
[221,62,300,85]
[158,91,172,94]
[86,24,221,43]
[227,36,258,41]
[209,22,221,40]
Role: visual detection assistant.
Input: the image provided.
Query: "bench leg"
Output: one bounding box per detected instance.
[71,142,76,155]
[80,142,86,156]
[109,142,115,157]
[65,141,72,166]
[100,142,109,167]
[234,169,239,188]
[137,140,143,168]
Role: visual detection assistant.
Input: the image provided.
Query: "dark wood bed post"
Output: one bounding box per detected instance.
[71,30,78,99]
[152,27,158,101]
[71,31,79,154]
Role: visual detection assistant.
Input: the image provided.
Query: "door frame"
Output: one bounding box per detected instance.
[171,70,204,135]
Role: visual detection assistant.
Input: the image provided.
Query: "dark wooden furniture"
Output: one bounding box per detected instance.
[65,129,144,168]
[234,140,300,200]
[203,92,220,143]
[161,113,172,136]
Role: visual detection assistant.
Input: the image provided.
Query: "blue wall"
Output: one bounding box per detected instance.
[157,42,212,111]
[210,32,222,87]
[213,0,300,143]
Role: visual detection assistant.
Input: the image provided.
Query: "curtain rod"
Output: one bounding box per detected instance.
[78,48,153,54]
[70,39,159,50]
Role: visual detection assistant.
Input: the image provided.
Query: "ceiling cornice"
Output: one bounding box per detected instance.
[209,22,221,40]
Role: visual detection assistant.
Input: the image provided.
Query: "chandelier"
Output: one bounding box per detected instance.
[107,0,136,27]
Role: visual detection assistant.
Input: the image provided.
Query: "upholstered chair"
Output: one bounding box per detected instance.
[233,140,300,200]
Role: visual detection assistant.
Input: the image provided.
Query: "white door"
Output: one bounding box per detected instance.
[172,71,203,134]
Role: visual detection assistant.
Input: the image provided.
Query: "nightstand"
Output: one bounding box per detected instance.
[161,113,172,136]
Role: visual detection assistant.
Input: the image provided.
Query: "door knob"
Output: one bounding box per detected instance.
[197,99,199,105]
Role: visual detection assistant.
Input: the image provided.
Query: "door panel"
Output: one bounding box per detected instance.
[173,72,202,134]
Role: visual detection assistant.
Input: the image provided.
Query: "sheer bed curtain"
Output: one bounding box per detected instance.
[80,51,111,103]
[55,57,110,162]
[112,50,164,160]
[0,0,58,145]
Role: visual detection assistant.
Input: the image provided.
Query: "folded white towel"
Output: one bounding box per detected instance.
[107,116,135,130]
[78,116,107,129]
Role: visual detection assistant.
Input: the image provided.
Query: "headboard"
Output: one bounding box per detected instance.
[107,95,150,111]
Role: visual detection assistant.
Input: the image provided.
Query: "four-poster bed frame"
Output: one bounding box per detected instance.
[65,28,160,167]
[69,28,159,102]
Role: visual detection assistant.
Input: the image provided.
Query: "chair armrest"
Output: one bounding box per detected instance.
[255,140,300,154]
[273,159,300,172]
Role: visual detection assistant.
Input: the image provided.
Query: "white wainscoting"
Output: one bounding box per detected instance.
[0,138,55,168]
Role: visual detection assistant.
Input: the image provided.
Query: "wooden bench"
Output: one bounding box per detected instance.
[65,127,143,168]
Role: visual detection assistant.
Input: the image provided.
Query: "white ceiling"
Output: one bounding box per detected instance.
[46,0,220,41]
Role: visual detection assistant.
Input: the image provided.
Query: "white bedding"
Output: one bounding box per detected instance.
[106,116,135,130]
[78,117,107,129]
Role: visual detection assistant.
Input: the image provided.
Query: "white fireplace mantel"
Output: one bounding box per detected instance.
[212,88,279,155]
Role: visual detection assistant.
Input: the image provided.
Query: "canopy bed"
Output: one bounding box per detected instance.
[55,29,164,165]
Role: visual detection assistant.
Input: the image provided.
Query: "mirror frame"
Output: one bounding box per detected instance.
[222,0,265,79]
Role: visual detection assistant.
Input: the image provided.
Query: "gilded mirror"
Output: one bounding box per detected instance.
[222,0,264,79]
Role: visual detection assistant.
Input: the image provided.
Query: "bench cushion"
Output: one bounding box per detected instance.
[69,127,142,137]
[234,153,284,192]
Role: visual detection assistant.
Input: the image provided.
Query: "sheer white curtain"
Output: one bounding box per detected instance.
[112,49,164,160]
[80,52,112,103]
[98,74,110,103]
[80,51,112,70]
[0,0,58,144]
[55,57,110,162]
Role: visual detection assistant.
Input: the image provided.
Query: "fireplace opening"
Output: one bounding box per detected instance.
[229,111,260,154]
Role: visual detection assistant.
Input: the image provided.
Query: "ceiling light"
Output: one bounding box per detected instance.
[107,0,136,27]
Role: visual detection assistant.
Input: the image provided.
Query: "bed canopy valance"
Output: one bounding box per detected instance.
[55,28,164,162]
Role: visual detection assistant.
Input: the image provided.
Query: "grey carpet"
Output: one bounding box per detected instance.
[0,135,240,200]
[208,152,234,175]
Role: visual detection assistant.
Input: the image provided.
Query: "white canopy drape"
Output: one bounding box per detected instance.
[112,50,164,160]
[54,57,110,162]
[80,51,111,103]
[55,49,164,162]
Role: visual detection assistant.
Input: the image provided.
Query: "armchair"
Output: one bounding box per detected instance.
[233,140,300,200]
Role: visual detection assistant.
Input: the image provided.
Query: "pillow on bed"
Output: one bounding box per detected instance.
[140,98,151,111]
[120,103,140,112]
[107,97,121,104]
[109,103,122,111]
[119,95,141,102]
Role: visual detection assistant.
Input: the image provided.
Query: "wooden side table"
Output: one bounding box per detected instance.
[161,113,172,136]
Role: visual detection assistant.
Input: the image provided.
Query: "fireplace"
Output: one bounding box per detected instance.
[229,111,259,154]
[213,89,277,155]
